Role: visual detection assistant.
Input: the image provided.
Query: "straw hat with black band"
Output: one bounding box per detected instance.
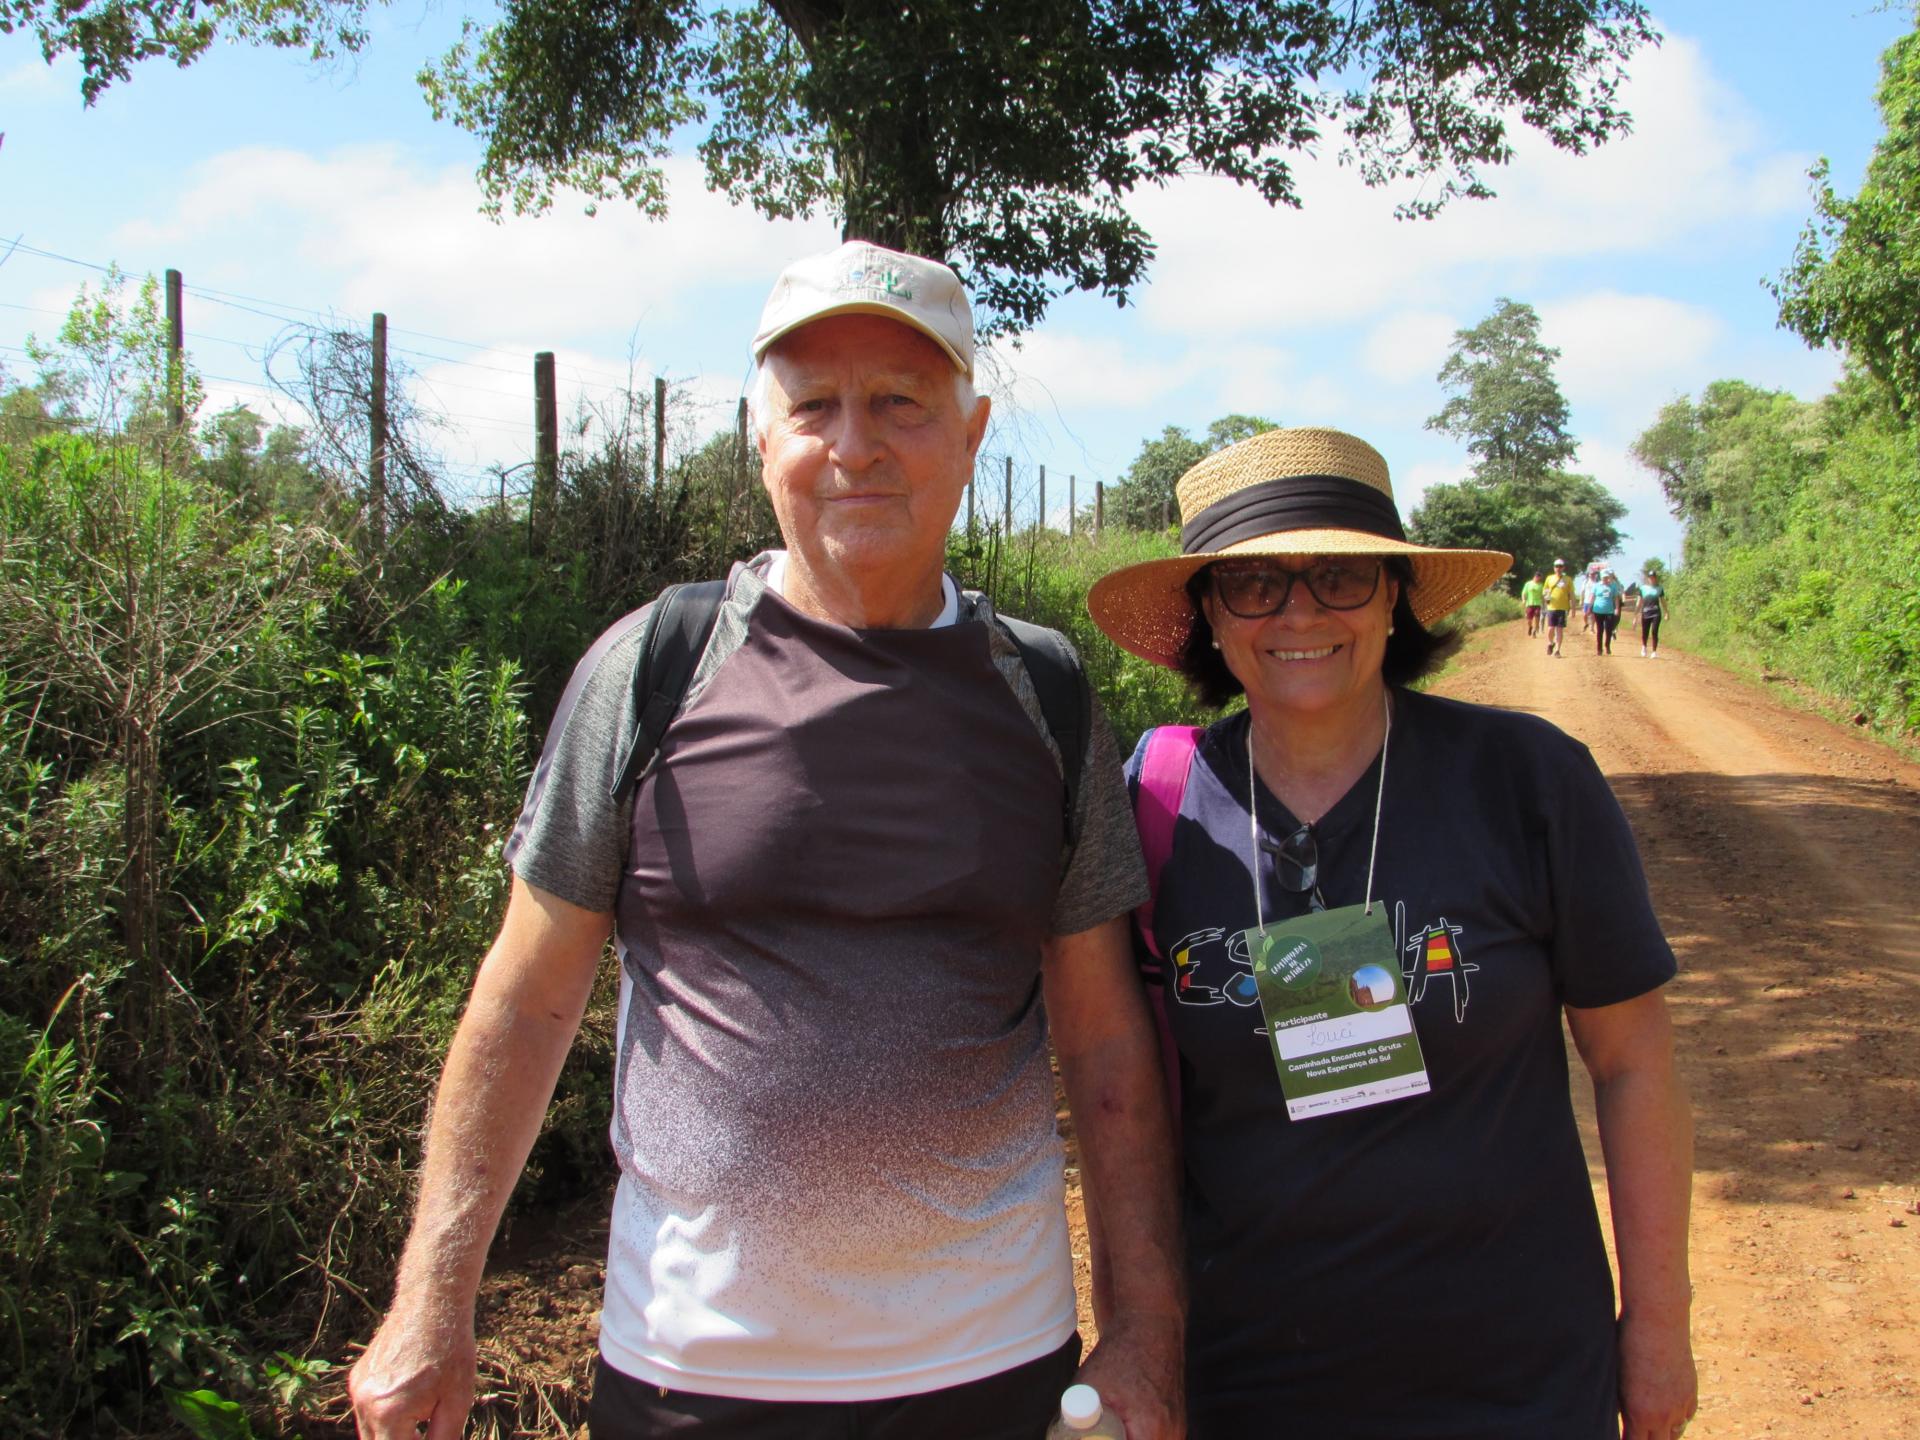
[1087,427,1511,667]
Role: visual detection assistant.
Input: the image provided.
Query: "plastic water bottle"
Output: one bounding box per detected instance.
[1045,1383,1127,1439]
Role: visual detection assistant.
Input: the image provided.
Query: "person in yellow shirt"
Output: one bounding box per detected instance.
[1541,559,1575,656]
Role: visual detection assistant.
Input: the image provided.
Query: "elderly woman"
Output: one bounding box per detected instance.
[1087,429,1695,1440]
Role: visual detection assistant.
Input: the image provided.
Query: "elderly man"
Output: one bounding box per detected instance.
[348,242,1183,1439]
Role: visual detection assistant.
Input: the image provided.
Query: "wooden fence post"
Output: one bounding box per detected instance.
[533,351,557,539]
[1069,474,1076,539]
[1096,481,1104,536]
[736,396,749,487]
[654,376,668,487]
[1004,456,1013,536]
[370,312,388,548]
[164,269,184,433]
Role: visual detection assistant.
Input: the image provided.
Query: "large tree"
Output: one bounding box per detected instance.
[1425,297,1578,486]
[9,0,1659,331]
[1773,22,1920,418]
[1414,295,1619,581]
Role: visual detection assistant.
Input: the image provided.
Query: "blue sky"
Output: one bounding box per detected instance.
[2,2,1911,568]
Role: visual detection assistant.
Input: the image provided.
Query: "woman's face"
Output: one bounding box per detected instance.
[1200,555,1400,721]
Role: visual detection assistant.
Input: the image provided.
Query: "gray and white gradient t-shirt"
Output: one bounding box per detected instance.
[505,555,1146,1401]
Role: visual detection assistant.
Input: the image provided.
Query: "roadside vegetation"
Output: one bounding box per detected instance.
[1631,374,1920,737]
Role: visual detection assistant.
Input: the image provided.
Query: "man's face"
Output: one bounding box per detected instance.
[757,314,988,581]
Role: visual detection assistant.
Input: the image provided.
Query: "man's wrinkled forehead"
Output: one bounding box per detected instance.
[762,312,957,382]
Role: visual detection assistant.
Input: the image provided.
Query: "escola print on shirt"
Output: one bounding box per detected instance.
[1166,906,1482,1037]
[1167,926,1260,1009]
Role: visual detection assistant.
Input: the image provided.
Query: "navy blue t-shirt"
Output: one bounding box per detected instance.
[1127,691,1676,1439]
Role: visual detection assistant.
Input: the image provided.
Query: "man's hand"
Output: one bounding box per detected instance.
[1073,1311,1185,1440]
[348,1297,477,1440]
[1618,1309,1697,1440]
[348,878,609,1439]
[1044,917,1186,1440]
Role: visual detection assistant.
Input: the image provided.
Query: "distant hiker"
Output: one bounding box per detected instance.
[1580,562,1602,633]
[1521,570,1547,637]
[1640,570,1669,657]
[1591,568,1625,655]
[1542,560,1575,656]
[348,242,1182,1440]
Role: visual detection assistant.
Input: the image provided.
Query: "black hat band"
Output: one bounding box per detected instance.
[1180,475,1408,555]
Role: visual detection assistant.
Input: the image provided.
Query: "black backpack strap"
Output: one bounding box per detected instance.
[995,615,1091,845]
[609,578,729,804]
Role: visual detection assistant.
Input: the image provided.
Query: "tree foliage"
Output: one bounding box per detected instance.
[1773,21,1920,417]
[1642,373,1920,735]
[1426,297,1578,485]
[1104,413,1277,530]
[10,0,1660,331]
[1628,380,1823,562]
[1409,470,1625,581]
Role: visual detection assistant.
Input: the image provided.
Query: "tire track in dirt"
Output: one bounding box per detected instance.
[1435,620,1920,1439]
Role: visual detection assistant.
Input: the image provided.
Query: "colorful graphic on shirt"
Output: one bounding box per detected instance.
[1168,926,1261,1008]
[1395,907,1479,1023]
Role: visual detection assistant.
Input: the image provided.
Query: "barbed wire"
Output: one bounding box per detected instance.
[2,238,1121,533]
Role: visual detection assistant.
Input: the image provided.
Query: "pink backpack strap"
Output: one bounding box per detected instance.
[1132,725,1202,1147]
[1133,725,1204,962]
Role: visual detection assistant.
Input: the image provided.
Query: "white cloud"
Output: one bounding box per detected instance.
[116,145,840,349]
[1362,310,1460,386]
[985,329,1198,416]
[1,52,81,105]
[1540,291,1721,425]
[1129,33,1810,338]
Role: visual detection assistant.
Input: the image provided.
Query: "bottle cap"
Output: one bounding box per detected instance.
[1061,1383,1103,1428]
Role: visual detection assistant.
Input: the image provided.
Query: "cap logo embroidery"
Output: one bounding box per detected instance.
[842,262,914,301]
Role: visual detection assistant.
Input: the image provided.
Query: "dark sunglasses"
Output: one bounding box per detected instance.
[1210,559,1382,618]
[1260,823,1327,912]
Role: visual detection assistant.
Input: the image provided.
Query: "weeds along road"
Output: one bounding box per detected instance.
[1431,618,1920,1438]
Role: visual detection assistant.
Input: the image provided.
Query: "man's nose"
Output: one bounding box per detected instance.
[827,401,885,469]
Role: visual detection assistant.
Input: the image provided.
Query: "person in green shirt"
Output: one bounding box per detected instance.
[1521,571,1547,637]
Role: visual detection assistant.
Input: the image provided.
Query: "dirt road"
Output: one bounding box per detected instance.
[1429,618,1920,1438]
[453,619,1920,1438]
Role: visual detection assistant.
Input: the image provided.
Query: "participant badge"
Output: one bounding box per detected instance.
[1245,903,1430,1120]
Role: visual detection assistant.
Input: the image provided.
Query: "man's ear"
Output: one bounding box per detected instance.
[963,393,990,461]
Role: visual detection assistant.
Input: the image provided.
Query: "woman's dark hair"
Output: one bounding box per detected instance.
[1174,556,1462,709]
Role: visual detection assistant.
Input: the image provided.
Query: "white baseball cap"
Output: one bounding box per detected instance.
[752,241,974,378]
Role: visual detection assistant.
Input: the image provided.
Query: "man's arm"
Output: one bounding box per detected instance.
[349,877,611,1440]
[1045,915,1185,1440]
[1565,988,1697,1440]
